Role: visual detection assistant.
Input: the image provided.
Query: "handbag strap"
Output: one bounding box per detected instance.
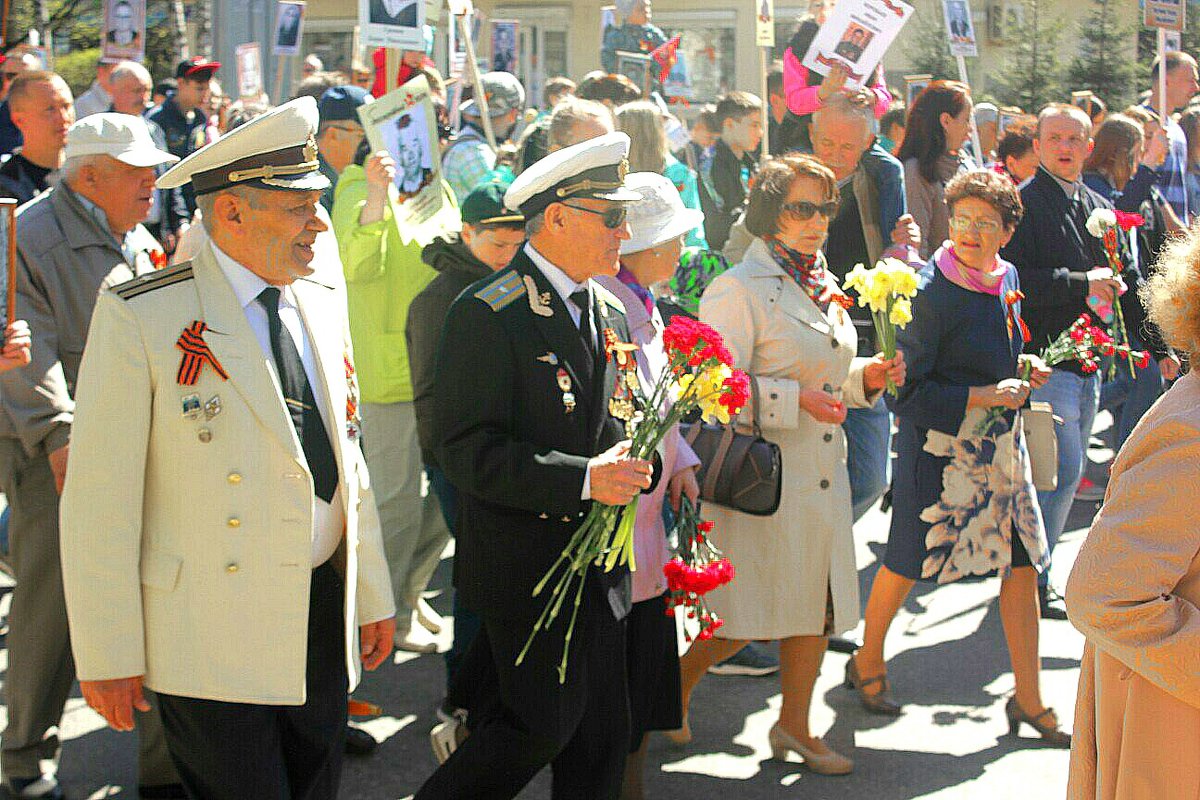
[742,374,763,438]
[702,422,737,500]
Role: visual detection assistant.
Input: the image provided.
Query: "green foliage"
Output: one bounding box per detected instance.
[4,0,186,88]
[903,3,957,83]
[1066,0,1140,110]
[1138,1,1200,70]
[990,0,1066,112]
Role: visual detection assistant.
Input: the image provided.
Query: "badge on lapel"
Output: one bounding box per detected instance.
[602,328,643,436]
[523,275,553,317]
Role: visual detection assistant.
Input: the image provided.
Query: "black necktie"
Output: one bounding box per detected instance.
[569,288,598,361]
[257,287,338,503]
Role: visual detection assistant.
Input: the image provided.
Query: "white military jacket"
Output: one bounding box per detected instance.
[60,241,395,705]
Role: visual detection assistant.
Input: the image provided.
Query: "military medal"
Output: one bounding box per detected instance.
[204,395,222,420]
[345,354,361,440]
[556,368,575,414]
[536,352,559,365]
[602,329,643,436]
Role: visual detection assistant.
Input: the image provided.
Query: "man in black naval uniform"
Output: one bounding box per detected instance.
[416,132,654,800]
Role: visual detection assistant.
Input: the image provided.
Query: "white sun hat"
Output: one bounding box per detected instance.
[620,171,705,256]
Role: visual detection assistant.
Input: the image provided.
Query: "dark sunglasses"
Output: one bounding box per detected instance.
[562,202,628,229]
[781,200,840,220]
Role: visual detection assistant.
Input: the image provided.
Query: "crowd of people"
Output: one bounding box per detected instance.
[0,0,1195,798]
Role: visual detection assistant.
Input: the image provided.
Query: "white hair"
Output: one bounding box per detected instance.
[110,60,152,88]
[61,153,109,184]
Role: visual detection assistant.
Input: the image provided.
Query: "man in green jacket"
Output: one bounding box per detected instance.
[332,148,459,653]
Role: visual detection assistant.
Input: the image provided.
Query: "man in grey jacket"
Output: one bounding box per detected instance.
[0,113,181,799]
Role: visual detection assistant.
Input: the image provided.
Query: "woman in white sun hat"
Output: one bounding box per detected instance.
[595,171,704,800]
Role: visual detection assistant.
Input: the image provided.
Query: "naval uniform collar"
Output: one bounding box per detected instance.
[524,243,591,309]
[211,242,299,313]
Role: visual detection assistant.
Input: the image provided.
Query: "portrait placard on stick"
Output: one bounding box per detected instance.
[904,73,930,107]
[101,0,146,62]
[756,0,775,47]
[1145,0,1185,31]
[0,199,13,331]
[801,0,913,87]
[942,0,977,57]
[616,51,652,98]
[358,76,459,244]
[273,1,306,56]
[361,0,425,50]
[491,20,518,74]
[236,43,263,100]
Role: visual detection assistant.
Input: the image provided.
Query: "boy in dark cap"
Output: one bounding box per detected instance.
[146,57,221,216]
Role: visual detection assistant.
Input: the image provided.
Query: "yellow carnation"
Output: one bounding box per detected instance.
[890,296,913,327]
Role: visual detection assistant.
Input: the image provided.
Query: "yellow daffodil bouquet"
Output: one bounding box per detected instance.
[843,258,919,396]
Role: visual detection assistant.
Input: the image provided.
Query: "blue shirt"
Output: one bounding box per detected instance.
[1145,103,1190,221]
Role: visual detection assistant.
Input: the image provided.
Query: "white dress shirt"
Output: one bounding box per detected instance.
[211,243,346,566]
[524,243,600,499]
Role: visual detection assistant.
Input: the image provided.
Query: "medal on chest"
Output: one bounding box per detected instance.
[603,328,643,437]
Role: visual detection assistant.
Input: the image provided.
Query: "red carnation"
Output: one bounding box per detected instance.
[1136,350,1151,369]
[719,370,751,412]
[697,520,715,534]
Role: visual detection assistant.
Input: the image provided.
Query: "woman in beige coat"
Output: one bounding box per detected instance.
[674,154,905,775]
[1065,227,1200,800]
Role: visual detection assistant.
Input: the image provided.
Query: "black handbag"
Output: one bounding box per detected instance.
[680,376,783,516]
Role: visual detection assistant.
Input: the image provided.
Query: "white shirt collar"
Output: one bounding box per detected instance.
[524,243,589,306]
[210,242,297,312]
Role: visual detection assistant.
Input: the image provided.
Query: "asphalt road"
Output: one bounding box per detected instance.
[0,421,1113,800]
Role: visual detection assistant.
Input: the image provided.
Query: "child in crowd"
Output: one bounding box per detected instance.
[697,91,762,250]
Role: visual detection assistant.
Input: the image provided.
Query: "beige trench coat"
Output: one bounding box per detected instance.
[699,238,879,639]
[1065,371,1200,800]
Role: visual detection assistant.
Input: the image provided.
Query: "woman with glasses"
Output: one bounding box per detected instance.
[673,154,905,775]
[848,170,1069,747]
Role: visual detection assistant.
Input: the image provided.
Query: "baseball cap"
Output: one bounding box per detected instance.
[175,57,221,80]
[460,72,526,119]
[64,113,179,168]
[318,85,371,124]
[462,179,524,226]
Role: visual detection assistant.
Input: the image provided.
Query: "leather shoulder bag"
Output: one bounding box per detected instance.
[680,375,783,516]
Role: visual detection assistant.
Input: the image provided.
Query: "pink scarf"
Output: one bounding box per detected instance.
[934,243,1009,296]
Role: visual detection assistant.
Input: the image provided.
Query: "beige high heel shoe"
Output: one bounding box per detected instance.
[767,723,853,775]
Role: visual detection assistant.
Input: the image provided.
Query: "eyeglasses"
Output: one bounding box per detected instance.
[780,200,839,220]
[949,215,1004,234]
[562,202,628,229]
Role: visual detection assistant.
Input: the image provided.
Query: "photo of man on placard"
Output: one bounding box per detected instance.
[833,24,873,63]
[107,0,139,47]
[102,0,145,60]
[380,104,435,198]
[370,0,417,27]
[275,2,304,52]
[492,21,518,74]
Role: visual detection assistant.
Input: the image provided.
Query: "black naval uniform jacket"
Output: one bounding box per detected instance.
[432,249,636,626]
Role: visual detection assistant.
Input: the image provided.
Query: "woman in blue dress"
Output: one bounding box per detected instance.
[846,170,1070,747]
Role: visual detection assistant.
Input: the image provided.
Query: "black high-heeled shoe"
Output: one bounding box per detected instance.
[844,657,903,716]
[1005,697,1071,748]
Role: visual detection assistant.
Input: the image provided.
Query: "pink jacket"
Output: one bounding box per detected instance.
[597,276,701,604]
[783,47,892,119]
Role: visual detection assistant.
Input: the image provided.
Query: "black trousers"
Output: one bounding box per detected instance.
[157,562,348,800]
[415,601,630,800]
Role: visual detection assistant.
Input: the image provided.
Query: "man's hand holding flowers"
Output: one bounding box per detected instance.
[589,441,654,506]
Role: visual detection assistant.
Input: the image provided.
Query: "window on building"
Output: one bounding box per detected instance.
[655,10,737,103]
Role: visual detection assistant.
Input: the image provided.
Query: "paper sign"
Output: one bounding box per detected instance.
[361,0,425,50]
[756,0,775,47]
[801,0,914,87]
[491,20,518,74]
[942,0,977,57]
[273,1,306,56]
[1145,0,1186,31]
[904,73,930,107]
[358,76,460,245]
[101,0,146,62]
[236,43,263,99]
[616,51,652,98]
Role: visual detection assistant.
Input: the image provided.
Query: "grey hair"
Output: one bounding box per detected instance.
[109,60,151,88]
[60,153,110,184]
[524,211,545,237]
[812,92,875,132]
[195,185,268,233]
[548,98,613,151]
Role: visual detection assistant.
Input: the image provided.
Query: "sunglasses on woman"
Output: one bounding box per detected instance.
[562,203,628,229]
[781,200,840,220]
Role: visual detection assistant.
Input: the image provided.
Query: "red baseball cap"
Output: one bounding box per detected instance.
[175,57,221,79]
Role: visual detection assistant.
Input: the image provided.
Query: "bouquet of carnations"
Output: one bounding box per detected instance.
[664,497,735,643]
[976,313,1148,436]
[843,258,920,396]
[1084,208,1145,378]
[517,316,750,682]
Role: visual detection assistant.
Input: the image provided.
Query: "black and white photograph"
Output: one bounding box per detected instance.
[101,0,145,61]
[491,20,518,75]
[235,42,263,99]
[272,0,306,56]
[360,0,424,50]
[381,104,435,198]
[616,50,652,96]
[942,0,978,57]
